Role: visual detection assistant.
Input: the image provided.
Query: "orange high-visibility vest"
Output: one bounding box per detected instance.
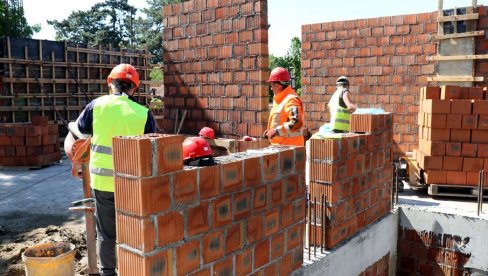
[267,86,304,146]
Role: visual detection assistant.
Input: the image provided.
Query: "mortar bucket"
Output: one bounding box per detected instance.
[22,242,76,276]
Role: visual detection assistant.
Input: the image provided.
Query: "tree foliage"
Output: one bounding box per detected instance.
[47,0,181,64]
[0,0,40,38]
[269,37,302,100]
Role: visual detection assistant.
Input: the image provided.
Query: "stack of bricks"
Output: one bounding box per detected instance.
[112,133,306,275]
[0,115,60,167]
[307,113,393,249]
[397,227,470,275]
[417,85,488,186]
[236,138,270,152]
[162,0,270,138]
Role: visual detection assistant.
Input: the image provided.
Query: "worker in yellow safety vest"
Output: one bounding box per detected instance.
[328,76,358,132]
[76,64,157,276]
[264,67,305,146]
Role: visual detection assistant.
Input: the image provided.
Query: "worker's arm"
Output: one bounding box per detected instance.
[343,91,358,113]
[77,101,96,135]
[144,111,158,133]
[276,97,304,137]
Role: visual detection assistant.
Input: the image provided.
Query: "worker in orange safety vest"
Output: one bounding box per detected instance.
[264,67,305,146]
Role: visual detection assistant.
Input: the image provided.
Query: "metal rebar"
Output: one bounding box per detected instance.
[321,193,325,253]
[314,196,317,258]
[481,171,484,214]
[395,164,399,206]
[478,170,484,216]
[308,192,311,260]
[391,163,396,209]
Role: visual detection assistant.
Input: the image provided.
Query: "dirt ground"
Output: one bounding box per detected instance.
[0,215,89,275]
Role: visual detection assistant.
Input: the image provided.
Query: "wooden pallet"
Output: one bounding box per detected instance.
[428,184,488,198]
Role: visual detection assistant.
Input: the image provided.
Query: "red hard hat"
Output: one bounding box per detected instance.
[199,127,215,139]
[107,63,140,88]
[182,137,213,161]
[267,67,290,82]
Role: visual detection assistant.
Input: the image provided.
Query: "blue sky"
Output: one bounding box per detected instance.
[24,0,488,56]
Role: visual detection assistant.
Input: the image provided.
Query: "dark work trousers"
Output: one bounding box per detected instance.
[94,190,117,276]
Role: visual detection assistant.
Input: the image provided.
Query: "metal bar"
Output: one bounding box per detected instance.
[481,171,484,214]
[478,170,484,216]
[321,194,325,253]
[308,192,311,260]
[174,109,179,134]
[81,163,99,274]
[68,206,95,212]
[314,196,317,258]
[177,110,188,134]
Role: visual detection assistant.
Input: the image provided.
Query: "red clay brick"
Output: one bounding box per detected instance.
[428,128,450,142]
[221,160,242,192]
[424,170,447,184]
[463,157,484,172]
[462,115,478,129]
[424,86,441,99]
[462,143,478,157]
[32,115,48,126]
[116,213,156,253]
[478,144,488,157]
[112,136,153,177]
[426,114,446,128]
[466,171,480,185]
[225,222,245,254]
[117,247,173,276]
[233,190,251,220]
[173,169,197,206]
[247,215,264,244]
[446,171,467,185]
[280,148,295,174]
[441,86,462,100]
[0,136,11,146]
[271,232,285,260]
[13,125,25,136]
[25,136,42,146]
[202,229,224,264]
[479,115,488,129]
[264,209,280,237]
[471,130,488,143]
[213,195,232,227]
[187,203,209,237]
[253,185,267,211]
[419,154,443,170]
[450,129,471,143]
[446,142,462,156]
[114,176,170,216]
[176,239,200,275]
[295,147,306,171]
[450,100,472,114]
[153,134,184,174]
[262,153,278,181]
[443,156,463,171]
[286,224,302,250]
[212,258,233,276]
[446,114,462,129]
[198,165,220,200]
[157,211,184,247]
[244,157,261,187]
[469,87,484,99]
[254,239,270,269]
[236,248,253,276]
[473,100,488,114]
[423,99,450,114]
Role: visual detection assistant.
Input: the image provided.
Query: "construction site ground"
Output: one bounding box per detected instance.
[0,157,487,275]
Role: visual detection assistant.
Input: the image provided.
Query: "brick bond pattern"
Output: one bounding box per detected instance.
[397,227,471,275]
[0,115,60,166]
[162,0,269,138]
[358,252,390,276]
[112,134,306,275]
[307,113,393,249]
[418,86,488,186]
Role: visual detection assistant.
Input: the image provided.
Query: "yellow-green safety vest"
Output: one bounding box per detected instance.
[90,94,148,192]
[328,88,351,131]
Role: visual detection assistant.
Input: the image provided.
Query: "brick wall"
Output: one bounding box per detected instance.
[358,252,390,276]
[112,134,306,275]
[301,12,438,156]
[397,227,471,275]
[162,0,269,138]
[0,115,60,166]
[307,113,393,249]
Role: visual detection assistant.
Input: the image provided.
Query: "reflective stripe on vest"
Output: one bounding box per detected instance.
[90,95,148,192]
[271,94,304,138]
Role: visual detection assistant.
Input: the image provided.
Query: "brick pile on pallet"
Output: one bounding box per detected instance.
[112,134,306,275]
[0,115,60,167]
[307,113,393,249]
[417,85,488,186]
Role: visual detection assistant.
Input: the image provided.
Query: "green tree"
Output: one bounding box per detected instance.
[269,37,302,101]
[0,0,40,37]
[48,0,136,47]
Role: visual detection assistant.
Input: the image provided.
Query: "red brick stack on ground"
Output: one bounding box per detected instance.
[112,133,306,275]
[308,113,393,249]
[0,115,60,167]
[417,85,488,186]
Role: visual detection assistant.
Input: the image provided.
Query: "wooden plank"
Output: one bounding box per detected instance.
[436,30,484,40]
[66,47,152,58]
[427,54,488,61]
[427,76,484,82]
[437,13,478,22]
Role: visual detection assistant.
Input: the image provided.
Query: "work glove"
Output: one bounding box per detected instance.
[263,128,277,139]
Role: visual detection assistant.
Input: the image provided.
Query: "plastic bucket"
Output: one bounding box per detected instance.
[22,242,76,276]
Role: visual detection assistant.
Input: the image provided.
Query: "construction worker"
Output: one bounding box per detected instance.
[328,76,358,133]
[264,67,305,146]
[76,64,157,276]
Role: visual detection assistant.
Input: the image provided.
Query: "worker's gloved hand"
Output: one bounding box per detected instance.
[263,128,277,139]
